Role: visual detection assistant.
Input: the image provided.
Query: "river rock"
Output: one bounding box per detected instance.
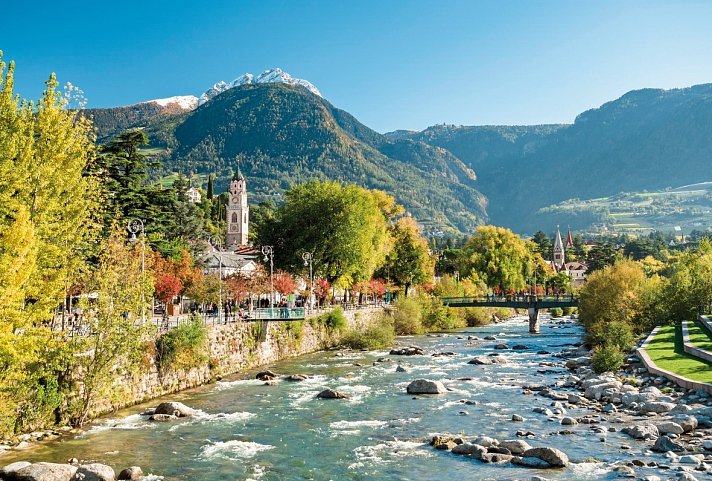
[14,462,78,481]
[480,453,512,463]
[468,356,492,365]
[406,379,446,394]
[703,439,712,450]
[154,401,194,417]
[117,466,143,480]
[678,454,703,466]
[511,456,552,468]
[148,413,177,422]
[677,473,699,481]
[255,370,278,381]
[1,462,32,478]
[512,344,529,350]
[521,447,569,467]
[613,465,635,477]
[285,374,309,381]
[512,414,524,421]
[430,435,461,450]
[622,423,659,440]
[500,439,532,454]
[652,435,684,452]
[471,435,499,447]
[640,401,676,413]
[451,442,487,457]
[494,343,509,350]
[656,421,684,435]
[568,394,583,404]
[565,357,590,368]
[72,463,115,481]
[483,336,497,341]
[395,365,408,372]
[389,346,424,356]
[672,415,698,432]
[316,389,349,399]
[561,417,578,426]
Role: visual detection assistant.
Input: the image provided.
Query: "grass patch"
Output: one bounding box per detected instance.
[687,321,712,352]
[644,324,712,384]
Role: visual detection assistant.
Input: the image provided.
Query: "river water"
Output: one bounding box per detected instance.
[3,316,648,480]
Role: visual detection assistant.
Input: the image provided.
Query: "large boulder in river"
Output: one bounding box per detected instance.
[406,379,447,394]
[285,374,309,382]
[117,467,143,480]
[672,415,698,432]
[652,435,685,453]
[14,462,78,481]
[255,370,278,381]
[468,356,492,365]
[656,421,684,435]
[1,462,32,479]
[72,463,115,481]
[500,440,532,455]
[154,401,194,417]
[451,443,487,458]
[511,456,552,468]
[622,424,659,440]
[521,447,569,467]
[316,388,349,399]
[640,401,675,414]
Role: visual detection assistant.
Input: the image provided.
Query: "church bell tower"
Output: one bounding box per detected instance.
[226,167,249,247]
[553,225,565,271]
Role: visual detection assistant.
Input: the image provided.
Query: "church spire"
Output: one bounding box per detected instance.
[233,158,244,181]
[553,225,565,270]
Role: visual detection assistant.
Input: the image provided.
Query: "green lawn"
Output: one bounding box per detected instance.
[687,321,712,352]
[644,324,712,383]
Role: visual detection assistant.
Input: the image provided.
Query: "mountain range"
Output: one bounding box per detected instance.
[85,70,487,235]
[86,69,712,235]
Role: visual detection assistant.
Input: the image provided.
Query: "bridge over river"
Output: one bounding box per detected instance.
[441,295,578,333]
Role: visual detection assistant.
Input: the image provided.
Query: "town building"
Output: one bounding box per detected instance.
[186,187,201,203]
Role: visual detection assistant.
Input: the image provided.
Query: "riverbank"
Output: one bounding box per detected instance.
[0,307,384,453]
[2,314,711,480]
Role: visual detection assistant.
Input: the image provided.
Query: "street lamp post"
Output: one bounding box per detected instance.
[128,219,146,323]
[262,245,274,308]
[302,251,314,310]
[207,236,223,322]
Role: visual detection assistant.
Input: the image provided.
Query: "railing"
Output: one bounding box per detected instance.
[441,294,578,308]
[53,303,386,337]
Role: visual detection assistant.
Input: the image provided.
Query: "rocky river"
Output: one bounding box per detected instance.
[2,315,711,481]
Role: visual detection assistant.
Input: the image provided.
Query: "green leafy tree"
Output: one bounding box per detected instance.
[587,242,618,272]
[378,217,434,295]
[458,226,533,293]
[69,227,155,427]
[259,180,391,288]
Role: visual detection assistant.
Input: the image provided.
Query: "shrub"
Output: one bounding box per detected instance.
[312,307,347,331]
[391,297,423,335]
[420,297,465,331]
[342,315,395,350]
[561,307,572,316]
[549,307,563,317]
[157,315,208,371]
[591,344,625,373]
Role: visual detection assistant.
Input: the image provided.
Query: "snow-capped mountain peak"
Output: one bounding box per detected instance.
[197,68,321,105]
[142,95,199,110]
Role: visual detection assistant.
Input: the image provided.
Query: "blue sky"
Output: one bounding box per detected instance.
[3,0,712,132]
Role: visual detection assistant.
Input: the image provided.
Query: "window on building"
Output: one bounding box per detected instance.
[232,213,238,223]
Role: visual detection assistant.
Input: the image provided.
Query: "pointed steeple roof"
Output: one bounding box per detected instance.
[232,159,245,181]
[554,225,564,252]
[566,226,574,249]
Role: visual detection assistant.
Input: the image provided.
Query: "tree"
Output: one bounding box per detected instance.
[273,271,296,296]
[530,231,553,260]
[315,278,331,306]
[206,174,214,200]
[587,243,618,272]
[378,217,434,295]
[155,273,182,305]
[458,226,533,293]
[0,56,100,435]
[259,180,392,287]
[69,227,154,427]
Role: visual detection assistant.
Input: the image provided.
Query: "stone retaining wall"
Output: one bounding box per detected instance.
[637,325,712,395]
[681,320,712,363]
[79,307,384,419]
